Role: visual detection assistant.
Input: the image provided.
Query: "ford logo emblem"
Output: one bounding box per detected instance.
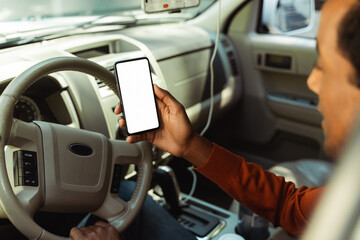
[69,144,93,156]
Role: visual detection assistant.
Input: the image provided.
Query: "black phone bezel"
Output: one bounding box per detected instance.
[114,57,160,136]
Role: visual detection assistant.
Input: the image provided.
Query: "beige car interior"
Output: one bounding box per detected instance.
[1,0,353,239]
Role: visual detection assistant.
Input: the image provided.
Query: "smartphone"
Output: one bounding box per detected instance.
[114,57,159,135]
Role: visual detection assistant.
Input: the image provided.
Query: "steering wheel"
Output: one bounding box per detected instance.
[0,57,153,239]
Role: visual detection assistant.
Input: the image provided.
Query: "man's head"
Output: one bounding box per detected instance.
[307,0,360,158]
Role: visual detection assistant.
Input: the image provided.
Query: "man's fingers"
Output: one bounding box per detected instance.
[118,116,126,128]
[126,131,155,143]
[70,227,85,239]
[94,222,119,236]
[114,103,122,114]
[94,221,110,227]
[69,223,119,240]
[126,134,146,143]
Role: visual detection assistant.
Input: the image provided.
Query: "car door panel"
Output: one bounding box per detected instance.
[225,1,325,162]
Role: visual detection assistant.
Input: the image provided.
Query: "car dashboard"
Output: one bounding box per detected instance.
[0,23,242,141]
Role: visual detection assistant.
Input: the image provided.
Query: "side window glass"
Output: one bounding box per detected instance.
[260,0,325,38]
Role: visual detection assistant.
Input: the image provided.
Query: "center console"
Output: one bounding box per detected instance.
[150,166,239,240]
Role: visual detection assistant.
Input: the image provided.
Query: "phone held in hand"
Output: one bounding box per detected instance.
[114,57,160,135]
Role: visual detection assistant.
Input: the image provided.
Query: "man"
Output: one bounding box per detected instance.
[70,0,360,238]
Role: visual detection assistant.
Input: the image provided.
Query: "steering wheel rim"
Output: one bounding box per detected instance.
[0,56,152,239]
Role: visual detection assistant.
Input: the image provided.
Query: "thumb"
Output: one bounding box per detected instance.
[126,131,155,144]
[154,85,180,107]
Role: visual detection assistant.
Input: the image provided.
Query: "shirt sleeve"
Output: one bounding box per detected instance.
[195,144,324,237]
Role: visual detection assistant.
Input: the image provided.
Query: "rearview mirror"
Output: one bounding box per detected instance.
[143,0,201,13]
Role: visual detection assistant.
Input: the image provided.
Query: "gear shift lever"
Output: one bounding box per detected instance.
[153,166,182,214]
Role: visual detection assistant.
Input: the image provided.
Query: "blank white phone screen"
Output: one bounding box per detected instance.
[115,58,159,135]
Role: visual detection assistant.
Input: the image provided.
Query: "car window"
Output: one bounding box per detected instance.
[0,0,216,22]
[259,0,326,38]
[0,0,216,49]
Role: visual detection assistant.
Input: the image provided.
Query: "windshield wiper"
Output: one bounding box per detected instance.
[76,15,136,28]
[0,15,136,49]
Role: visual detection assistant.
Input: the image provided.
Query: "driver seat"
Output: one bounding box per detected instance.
[268,159,334,240]
[269,159,333,187]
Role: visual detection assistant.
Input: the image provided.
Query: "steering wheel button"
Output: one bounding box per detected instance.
[19,168,36,177]
[22,176,38,187]
[30,179,38,185]
[22,159,36,168]
[110,164,122,194]
[18,151,37,168]
[12,151,39,187]
[23,152,35,159]
[21,151,37,160]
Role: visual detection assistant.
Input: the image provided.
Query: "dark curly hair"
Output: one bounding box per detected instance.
[338,0,360,87]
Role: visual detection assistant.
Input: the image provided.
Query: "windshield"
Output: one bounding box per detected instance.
[0,0,215,22]
[0,0,216,48]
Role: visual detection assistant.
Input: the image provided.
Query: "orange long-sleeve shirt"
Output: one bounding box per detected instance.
[195,144,325,237]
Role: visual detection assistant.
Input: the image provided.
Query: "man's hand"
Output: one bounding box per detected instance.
[70,221,120,240]
[114,84,214,167]
[115,84,195,158]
